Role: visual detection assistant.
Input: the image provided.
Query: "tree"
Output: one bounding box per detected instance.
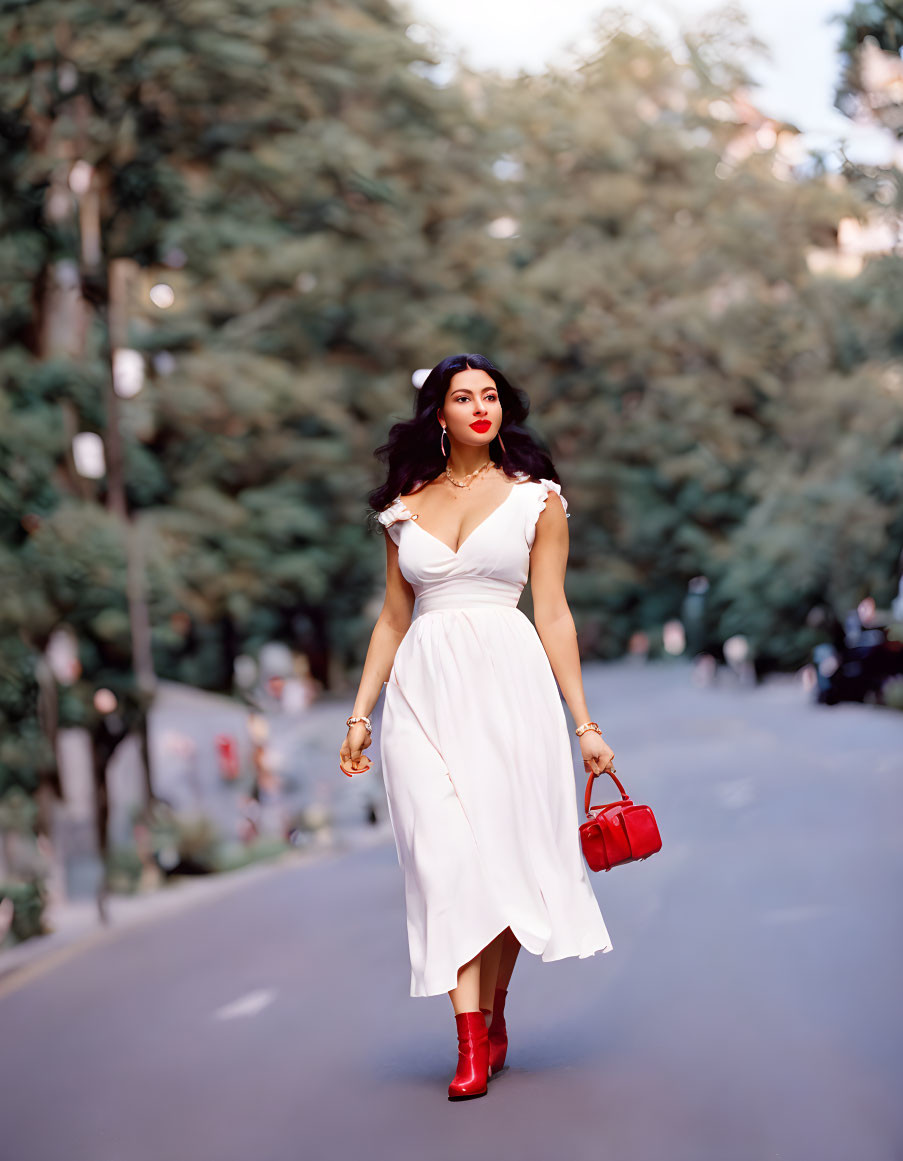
[0,0,507,901]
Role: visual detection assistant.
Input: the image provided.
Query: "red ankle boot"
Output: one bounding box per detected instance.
[448,1011,490,1101]
[487,986,509,1075]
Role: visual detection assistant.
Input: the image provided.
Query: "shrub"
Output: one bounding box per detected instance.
[0,878,48,947]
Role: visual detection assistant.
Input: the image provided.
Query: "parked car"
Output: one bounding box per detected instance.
[813,625,903,705]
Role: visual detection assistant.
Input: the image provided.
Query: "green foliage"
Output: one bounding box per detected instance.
[212,836,292,874]
[0,641,51,796]
[0,0,899,797]
[473,11,902,663]
[0,878,48,946]
[831,1,903,135]
[104,844,144,895]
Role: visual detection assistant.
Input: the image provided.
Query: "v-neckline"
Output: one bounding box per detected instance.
[397,478,528,558]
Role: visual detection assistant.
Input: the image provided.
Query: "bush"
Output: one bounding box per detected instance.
[171,814,221,870]
[0,878,48,947]
[212,836,291,874]
[105,846,145,894]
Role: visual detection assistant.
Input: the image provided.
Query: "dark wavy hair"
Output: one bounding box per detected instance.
[367,353,560,527]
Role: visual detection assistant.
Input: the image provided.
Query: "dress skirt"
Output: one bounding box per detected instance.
[380,600,614,998]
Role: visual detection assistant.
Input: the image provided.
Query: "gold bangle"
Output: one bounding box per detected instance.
[575,720,602,737]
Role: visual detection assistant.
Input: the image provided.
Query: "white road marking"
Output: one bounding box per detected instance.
[760,905,832,924]
[716,777,756,809]
[213,989,276,1020]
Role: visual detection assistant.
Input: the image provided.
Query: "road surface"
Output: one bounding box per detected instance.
[1,661,901,1161]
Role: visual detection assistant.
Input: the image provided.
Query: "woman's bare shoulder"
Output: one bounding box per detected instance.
[398,477,439,503]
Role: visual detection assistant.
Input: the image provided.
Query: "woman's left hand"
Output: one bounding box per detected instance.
[578,730,615,776]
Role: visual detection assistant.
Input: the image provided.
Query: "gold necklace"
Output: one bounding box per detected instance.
[444,461,493,489]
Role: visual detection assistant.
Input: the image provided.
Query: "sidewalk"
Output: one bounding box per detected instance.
[0,820,395,999]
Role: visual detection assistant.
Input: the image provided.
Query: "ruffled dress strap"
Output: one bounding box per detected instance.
[537,477,568,517]
[376,496,418,545]
[526,477,569,550]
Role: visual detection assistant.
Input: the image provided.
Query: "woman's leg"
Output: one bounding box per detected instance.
[496,927,521,989]
[449,927,508,1015]
[448,948,483,1015]
[477,929,506,1014]
[449,926,519,1021]
[447,949,493,1099]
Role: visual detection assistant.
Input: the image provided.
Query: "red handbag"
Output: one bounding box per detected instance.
[579,767,662,872]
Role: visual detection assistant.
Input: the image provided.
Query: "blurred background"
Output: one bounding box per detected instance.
[1,1,901,1156]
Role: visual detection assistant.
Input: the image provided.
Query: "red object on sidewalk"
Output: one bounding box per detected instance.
[215,734,240,781]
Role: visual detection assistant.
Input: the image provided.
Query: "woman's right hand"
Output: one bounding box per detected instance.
[579,729,615,777]
[340,723,373,776]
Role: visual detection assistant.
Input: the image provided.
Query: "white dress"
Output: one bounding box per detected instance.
[376,472,614,998]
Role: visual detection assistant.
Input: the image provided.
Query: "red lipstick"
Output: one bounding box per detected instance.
[470,420,491,432]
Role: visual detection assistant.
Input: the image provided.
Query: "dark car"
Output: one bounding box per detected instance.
[813,625,903,705]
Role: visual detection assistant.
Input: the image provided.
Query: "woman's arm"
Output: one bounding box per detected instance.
[529,496,614,776]
[339,532,415,773]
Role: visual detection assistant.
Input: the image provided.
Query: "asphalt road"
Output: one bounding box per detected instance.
[1,661,901,1161]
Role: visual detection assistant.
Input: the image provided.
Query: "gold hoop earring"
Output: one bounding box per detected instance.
[440,427,449,457]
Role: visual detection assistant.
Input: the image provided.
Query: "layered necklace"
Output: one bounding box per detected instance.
[444,460,494,489]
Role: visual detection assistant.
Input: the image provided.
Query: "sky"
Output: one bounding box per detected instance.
[404,0,895,166]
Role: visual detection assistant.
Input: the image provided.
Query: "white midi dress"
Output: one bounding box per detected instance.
[376,472,613,998]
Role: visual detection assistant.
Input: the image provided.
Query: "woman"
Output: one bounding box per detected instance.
[339,353,616,1101]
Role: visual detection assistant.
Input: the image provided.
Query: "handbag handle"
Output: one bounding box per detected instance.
[584,767,632,816]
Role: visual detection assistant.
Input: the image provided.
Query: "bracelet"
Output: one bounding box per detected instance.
[346,715,372,733]
[575,720,602,737]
